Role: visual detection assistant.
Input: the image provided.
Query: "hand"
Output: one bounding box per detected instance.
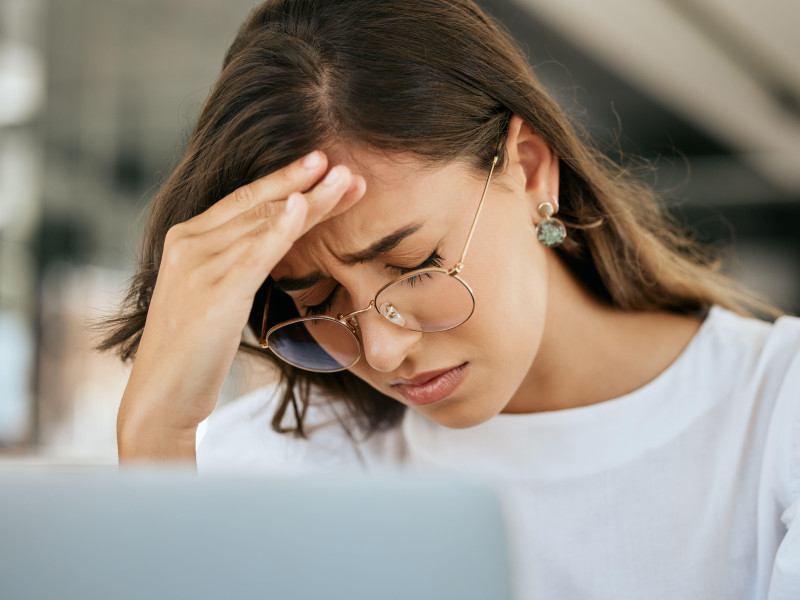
[117,151,365,458]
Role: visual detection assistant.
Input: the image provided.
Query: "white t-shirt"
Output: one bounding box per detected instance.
[197,305,800,600]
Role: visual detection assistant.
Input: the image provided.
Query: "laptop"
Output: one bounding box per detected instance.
[0,468,515,600]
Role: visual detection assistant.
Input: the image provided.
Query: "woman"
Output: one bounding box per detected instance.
[99,0,799,598]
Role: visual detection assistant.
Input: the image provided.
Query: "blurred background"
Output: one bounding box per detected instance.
[1,0,798,464]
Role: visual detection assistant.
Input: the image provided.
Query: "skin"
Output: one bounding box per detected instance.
[271,115,705,429]
[118,113,703,462]
[118,144,366,461]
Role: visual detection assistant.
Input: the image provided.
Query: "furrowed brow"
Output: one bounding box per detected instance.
[272,272,326,293]
[272,223,424,292]
[339,223,423,266]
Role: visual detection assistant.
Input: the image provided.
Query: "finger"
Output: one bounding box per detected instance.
[325,174,367,220]
[189,151,329,232]
[213,167,364,290]
[250,172,365,238]
[292,168,369,237]
[197,166,362,253]
[205,173,366,298]
[260,164,358,240]
[215,193,310,297]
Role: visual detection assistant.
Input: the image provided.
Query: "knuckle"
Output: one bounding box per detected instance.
[257,220,284,240]
[163,225,189,261]
[164,222,186,245]
[162,234,194,267]
[232,184,257,210]
[252,200,282,221]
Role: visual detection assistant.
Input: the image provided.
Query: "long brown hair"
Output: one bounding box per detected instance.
[97,0,783,439]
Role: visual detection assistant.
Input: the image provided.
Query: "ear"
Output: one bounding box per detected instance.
[503,114,559,223]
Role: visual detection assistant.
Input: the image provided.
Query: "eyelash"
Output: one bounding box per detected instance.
[302,249,444,316]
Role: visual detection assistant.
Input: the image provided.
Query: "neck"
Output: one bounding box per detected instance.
[502,251,703,414]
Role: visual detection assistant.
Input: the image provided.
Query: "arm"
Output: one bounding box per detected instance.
[115,150,365,466]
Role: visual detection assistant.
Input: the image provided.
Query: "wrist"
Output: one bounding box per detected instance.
[117,403,198,464]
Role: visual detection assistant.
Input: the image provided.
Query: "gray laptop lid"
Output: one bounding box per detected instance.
[0,469,514,600]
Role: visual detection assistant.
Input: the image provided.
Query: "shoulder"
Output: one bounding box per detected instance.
[660,305,800,422]
[706,306,800,508]
[195,382,407,474]
[692,305,800,386]
[665,306,800,509]
[754,309,800,510]
[699,305,800,435]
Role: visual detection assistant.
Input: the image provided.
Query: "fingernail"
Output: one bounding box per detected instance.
[323,167,341,185]
[302,151,320,169]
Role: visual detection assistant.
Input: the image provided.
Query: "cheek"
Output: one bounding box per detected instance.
[460,217,549,366]
[466,207,547,323]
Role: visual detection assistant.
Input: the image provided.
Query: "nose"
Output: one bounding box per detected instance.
[356,308,421,373]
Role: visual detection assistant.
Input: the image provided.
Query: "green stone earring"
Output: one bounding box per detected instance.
[535,195,567,248]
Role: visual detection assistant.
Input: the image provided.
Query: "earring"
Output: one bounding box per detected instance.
[535,194,567,248]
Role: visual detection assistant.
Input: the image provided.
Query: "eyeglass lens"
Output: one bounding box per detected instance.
[266,270,474,372]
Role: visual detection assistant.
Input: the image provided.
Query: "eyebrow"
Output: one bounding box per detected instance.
[272,223,424,292]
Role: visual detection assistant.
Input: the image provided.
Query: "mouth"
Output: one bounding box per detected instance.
[390,362,469,406]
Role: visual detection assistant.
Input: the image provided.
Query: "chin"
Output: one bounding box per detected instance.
[418,395,504,429]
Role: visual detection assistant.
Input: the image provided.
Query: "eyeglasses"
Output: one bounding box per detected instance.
[258,152,499,372]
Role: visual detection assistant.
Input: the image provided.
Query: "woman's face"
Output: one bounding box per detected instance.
[270,130,557,428]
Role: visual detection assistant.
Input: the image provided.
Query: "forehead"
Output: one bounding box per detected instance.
[322,146,471,229]
[277,147,478,274]
[327,147,437,230]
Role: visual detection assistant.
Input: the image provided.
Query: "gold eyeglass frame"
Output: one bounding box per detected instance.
[258,152,500,373]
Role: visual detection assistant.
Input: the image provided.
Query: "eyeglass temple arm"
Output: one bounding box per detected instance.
[452,154,499,274]
[258,278,274,347]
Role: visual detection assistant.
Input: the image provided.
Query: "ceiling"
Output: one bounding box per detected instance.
[502,0,800,197]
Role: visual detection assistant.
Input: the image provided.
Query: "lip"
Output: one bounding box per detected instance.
[390,363,469,406]
[390,365,464,386]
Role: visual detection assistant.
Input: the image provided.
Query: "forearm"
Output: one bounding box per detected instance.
[117,403,198,465]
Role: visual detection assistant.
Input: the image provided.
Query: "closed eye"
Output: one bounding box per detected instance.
[300,248,444,316]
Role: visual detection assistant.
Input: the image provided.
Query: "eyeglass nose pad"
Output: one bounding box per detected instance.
[379,302,406,327]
